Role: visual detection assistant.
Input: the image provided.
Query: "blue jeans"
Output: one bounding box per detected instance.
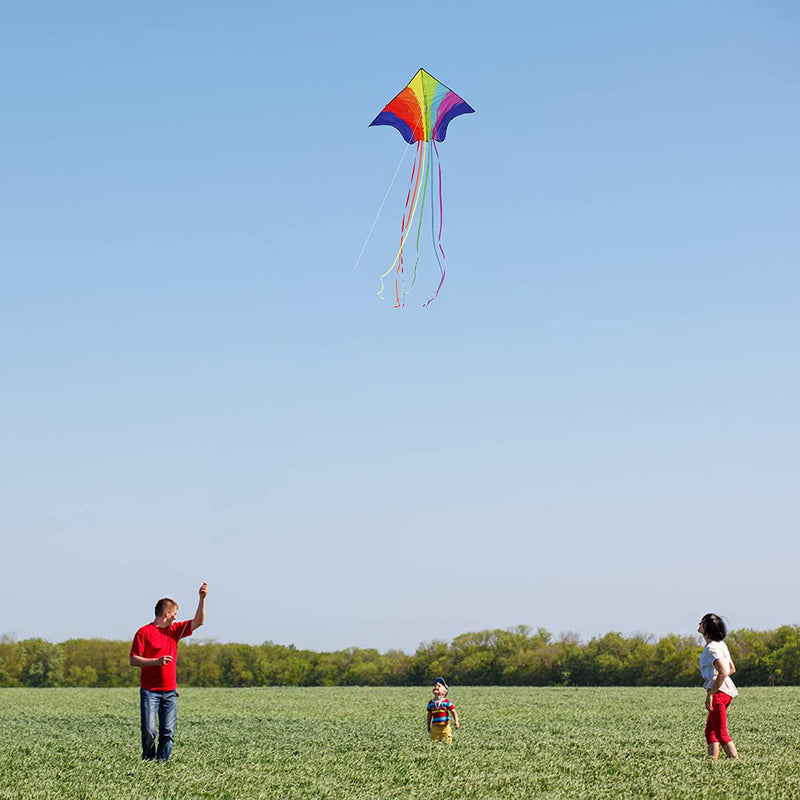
[140,689,178,761]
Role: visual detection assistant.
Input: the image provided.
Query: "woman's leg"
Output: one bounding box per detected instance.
[707,692,738,759]
[705,707,720,760]
[714,693,738,759]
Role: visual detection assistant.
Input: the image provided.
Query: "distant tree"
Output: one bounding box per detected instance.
[644,634,700,686]
[0,635,22,687]
[61,639,135,687]
[728,628,774,684]
[554,634,589,686]
[761,626,800,684]
[18,639,64,687]
[407,639,451,685]
[381,649,414,686]
[182,640,224,686]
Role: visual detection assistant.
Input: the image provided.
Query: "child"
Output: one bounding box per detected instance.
[426,677,459,743]
[697,613,739,760]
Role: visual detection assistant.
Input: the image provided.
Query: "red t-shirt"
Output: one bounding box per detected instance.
[130,620,194,690]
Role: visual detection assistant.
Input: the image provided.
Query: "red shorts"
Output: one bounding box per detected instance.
[705,691,733,744]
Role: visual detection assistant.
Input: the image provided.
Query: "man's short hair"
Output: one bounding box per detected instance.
[155,598,178,617]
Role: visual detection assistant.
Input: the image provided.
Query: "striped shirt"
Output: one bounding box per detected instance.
[427,698,455,725]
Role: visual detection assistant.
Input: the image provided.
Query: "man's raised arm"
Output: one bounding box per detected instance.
[192,582,208,631]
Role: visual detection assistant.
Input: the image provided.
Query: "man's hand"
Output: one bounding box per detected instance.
[705,691,714,712]
[158,655,173,666]
[199,582,208,597]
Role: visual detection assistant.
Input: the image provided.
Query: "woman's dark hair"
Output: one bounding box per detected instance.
[700,613,727,641]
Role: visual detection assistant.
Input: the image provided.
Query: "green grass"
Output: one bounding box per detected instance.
[1,687,799,799]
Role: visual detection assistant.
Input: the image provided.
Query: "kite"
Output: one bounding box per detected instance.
[369,69,474,307]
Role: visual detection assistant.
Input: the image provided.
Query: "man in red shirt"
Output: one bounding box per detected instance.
[130,582,208,761]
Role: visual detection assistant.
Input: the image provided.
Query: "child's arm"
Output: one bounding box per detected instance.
[451,707,460,730]
[427,710,433,732]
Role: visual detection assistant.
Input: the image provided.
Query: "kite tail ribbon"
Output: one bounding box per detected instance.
[423,139,447,307]
[378,140,427,306]
[411,140,432,294]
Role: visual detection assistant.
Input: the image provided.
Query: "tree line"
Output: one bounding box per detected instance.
[2,625,800,688]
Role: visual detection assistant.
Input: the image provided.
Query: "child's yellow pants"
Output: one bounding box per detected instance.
[430,722,453,743]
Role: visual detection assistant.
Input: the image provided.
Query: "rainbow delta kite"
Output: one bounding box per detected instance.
[369,69,474,307]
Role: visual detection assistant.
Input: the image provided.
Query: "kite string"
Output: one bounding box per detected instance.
[353,142,413,271]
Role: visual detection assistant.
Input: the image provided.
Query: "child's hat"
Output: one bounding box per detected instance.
[434,676,448,690]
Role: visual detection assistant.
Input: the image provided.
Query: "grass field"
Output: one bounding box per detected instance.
[1,686,799,799]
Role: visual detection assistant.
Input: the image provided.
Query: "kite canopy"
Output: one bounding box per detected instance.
[369,68,475,144]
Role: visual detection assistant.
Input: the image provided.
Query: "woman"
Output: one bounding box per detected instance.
[697,613,739,760]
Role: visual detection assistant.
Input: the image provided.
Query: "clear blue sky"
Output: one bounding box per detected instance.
[2,1,798,652]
